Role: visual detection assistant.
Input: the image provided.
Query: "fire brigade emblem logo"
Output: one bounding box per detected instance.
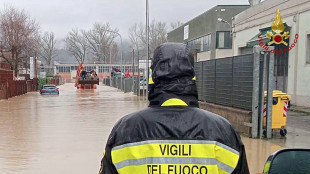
[266,9,290,46]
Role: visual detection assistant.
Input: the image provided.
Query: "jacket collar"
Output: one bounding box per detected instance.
[149,92,199,107]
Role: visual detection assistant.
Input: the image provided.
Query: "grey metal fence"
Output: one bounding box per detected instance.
[195,54,254,110]
[124,79,133,93]
[103,76,146,96]
[194,62,203,100]
[232,54,254,110]
[103,78,111,86]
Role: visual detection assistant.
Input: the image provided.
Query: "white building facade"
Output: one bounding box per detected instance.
[233,0,310,107]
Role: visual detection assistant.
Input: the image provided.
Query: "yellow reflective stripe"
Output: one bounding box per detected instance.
[111,141,239,170]
[214,145,239,168]
[218,167,230,174]
[148,78,154,84]
[192,76,196,80]
[99,165,103,174]
[148,69,154,84]
[117,164,228,174]
[112,143,238,168]
[263,162,270,173]
[161,98,188,106]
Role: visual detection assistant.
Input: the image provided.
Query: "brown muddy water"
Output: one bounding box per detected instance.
[0,83,308,174]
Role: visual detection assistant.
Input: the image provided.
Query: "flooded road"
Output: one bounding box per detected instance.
[0,83,148,174]
[0,83,309,174]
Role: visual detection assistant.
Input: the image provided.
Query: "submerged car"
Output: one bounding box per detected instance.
[40,85,59,95]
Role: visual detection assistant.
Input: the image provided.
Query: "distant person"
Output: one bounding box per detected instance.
[90,70,96,79]
[98,43,249,174]
[125,69,130,78]
[81,68,86,79]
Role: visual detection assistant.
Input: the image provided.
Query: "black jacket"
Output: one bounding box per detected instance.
[99,43,249,174]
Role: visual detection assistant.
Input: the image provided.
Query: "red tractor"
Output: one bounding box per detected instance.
[75,63,99,89]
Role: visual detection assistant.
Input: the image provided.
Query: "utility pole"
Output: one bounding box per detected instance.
[146,0,150,100]
[138,50,140,96]
[132,49,135,92]
[266,48,275,139]
[110,47,112,64]
[132,49,135,77]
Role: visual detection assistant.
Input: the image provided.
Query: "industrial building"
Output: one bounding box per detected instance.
[167,5,249,61]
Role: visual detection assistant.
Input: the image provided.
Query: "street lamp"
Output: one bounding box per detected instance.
[217,18,232,35]
[217,18,231,28]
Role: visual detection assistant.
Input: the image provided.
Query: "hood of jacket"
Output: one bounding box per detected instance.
[148,43,198,107]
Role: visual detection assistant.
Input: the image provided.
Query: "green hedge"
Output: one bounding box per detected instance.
[37,77,51,90]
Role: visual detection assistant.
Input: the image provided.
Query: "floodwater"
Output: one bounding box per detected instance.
[0,83,309,174]
[0,84,148,174]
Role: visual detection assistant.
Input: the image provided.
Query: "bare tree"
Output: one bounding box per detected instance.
[65,29,88,64]
[39,32,57,67]
[0,6,40,76]
[82,23,118,63]
[128,20,168,57]
[128,24,141,51]
[170,21,184,30]
[149,20,168,52]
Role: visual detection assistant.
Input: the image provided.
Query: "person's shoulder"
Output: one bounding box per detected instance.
[120,107,152,120]
[112,108,153,129]
[191,107,233,126]
[107,108,154,145]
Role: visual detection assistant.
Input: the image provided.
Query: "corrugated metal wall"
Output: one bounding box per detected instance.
[203,61,216,103]
[195,54,254,110]
[232,54,254,110]
[194,62,203,101]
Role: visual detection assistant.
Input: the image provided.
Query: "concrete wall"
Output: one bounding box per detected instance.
[233,0,310,107]
[199,102,252,136]
[294,10,310,106]
[57,73,71,83]
[197,51,211,62]
[215,49,234,58]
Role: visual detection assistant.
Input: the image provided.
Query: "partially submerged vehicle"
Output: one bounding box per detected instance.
[75,63,99,89]
[40,84,59,95]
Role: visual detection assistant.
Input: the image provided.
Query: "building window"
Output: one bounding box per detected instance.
[85,66,96,71]
[187,34,211,52]
[71,66,78,70]
[307,34,310,64]
[203,35,211,51]
[216,31,232,49]
[67,67,71,73]
[58,66,62,73]
[99,66,104,73]
[184,25,189,40]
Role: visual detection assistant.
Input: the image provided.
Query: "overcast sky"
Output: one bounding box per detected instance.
[1,0,249,40]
